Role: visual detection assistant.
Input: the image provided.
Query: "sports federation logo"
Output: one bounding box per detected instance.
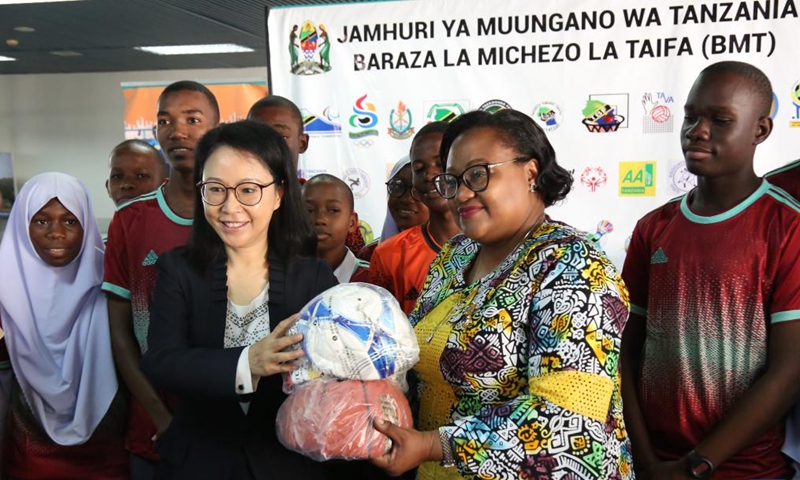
[424,100,468,123]
[532,102,563,131]
[303,107,341,137]
[790,80,800,128]
[348,95,379,147]
[290,20,332,75]
[587,220,614,251]
[343,168,371,198]
[669,162,697,194]
[642,92,674,134]
[387,101,415,140]
[580,166,607,192]
[479,99,512,113]
[582,94,629,133]
[619,161,656,196]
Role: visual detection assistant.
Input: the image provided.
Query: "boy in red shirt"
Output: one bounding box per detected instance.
[102,81,219,479]
[622,61,800,479]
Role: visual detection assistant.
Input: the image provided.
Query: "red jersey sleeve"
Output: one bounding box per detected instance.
[621,219,651,318]
[770,219,800,324]
[102,209,131,300]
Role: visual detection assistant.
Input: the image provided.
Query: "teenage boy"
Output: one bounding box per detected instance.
[302,174,369,283]
[370,122,461,314]
[621,61,800,480]
[247,95,308,175]
[102,81,220,479]
[106,139,167,207]
[248,95,366,250]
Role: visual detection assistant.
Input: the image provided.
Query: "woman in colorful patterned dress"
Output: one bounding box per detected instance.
[372,109,634,479]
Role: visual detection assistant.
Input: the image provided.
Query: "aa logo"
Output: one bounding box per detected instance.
[619,162,656,196]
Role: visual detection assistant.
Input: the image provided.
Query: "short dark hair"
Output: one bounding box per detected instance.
[410,121,449,152]
[158,80,220,123]
[700,61,773,117]
[439,109,573,207]
[186,120,316,271]
[248,95,304,132]
[303,173,354,212]
[109,139,167,174]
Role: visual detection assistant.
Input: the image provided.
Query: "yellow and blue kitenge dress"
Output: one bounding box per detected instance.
[410,220,634,480]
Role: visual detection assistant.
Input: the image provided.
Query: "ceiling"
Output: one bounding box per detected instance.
[0,0,366,75]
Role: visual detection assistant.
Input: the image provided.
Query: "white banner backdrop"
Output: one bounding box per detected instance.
[267,0,800,266]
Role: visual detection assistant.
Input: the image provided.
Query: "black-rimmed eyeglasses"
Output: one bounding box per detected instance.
[385,179,413,198]
[432,157,526,199]
[197,180,276,206]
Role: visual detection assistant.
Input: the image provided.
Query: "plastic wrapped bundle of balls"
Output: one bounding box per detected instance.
[276,283,419,461]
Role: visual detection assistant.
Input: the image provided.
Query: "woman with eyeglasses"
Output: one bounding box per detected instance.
[141,120,337,480]
[371,109,634,480]
[357,156,429,262]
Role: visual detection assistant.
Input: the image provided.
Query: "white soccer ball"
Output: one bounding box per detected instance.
[294,283,419,381]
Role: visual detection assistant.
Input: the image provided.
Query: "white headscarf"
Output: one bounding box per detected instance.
[0,172,117,445]
[379,155,412,242]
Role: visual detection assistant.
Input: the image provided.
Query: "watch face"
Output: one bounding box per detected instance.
[688,452,714,479]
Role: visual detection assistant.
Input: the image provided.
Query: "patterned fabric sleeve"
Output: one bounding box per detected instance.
[440,239,631,479]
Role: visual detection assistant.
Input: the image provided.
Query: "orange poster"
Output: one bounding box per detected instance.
[122,80,268,142]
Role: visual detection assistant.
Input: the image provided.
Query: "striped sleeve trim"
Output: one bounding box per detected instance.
[765,158,800,177]
[630,304,647,317]
[766,187,800,214]
[771,310,800,324]
[101,282,131,300]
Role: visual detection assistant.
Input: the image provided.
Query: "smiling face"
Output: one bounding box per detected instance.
[29,198,84,267]
[156,90,217,174]
[387,164,428,231]
[446,127,542,247]
[201,145,283,254]
[302,180,357,257]
[411,132,448,214]
[106,147,166,206]
[249,105,308,173]
[681,71,772,178]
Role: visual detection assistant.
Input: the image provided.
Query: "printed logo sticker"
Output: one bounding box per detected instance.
[479,99,512,113]
[387,101,415,140]
[669,162,697,194]
[642,92,674,134]
[303,107,341,137]
[582,93,629,132]
[424,100,468,123]
[790,80,800,128]
[290,20,332,75]
[532,101,563,131]
[619,161,656,196]
[348,95,379,147]
[342,167,371,198]
[580,166,608,193]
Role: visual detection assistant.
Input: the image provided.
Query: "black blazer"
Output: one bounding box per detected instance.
[141,248,337,480]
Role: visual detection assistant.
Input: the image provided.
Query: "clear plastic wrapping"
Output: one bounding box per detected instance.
[276,378,412,461]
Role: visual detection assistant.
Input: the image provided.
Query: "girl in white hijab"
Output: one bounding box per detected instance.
[0,172,127,479]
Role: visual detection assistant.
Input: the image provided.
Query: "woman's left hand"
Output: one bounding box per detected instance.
[371,420,441,476]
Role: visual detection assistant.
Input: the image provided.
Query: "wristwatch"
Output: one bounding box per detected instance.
[687,450,715,479]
